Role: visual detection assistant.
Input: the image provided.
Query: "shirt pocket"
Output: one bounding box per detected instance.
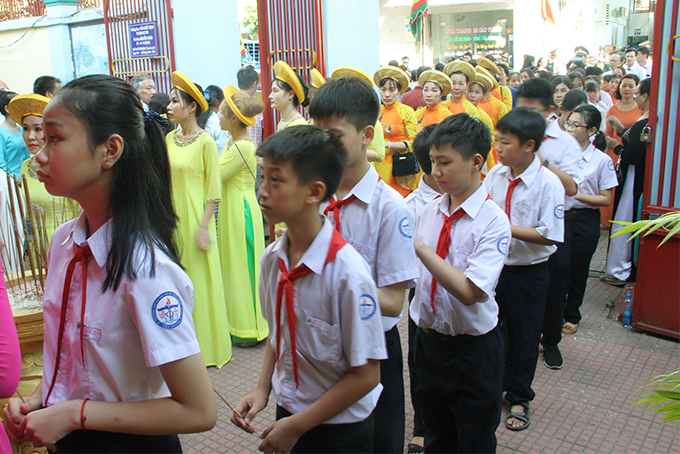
[297,308,342,364]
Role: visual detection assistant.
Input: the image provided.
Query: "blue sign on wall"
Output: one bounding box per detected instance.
[129,21,159,58]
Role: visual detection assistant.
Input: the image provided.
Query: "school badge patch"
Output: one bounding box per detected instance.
[497,236,509,256]
[152,291,184,329]
[359,294,377,320]
[399,216,412,239]
[554,204,565,220]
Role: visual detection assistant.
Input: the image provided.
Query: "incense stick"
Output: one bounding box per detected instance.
[6,173,27,292]
[212,387,259,436]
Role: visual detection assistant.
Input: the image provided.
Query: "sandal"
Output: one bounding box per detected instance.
[407,436,424,453]
[562,322,579,334]
[506,403,530,431]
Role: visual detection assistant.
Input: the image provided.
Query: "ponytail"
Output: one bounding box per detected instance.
[593,130,606,151]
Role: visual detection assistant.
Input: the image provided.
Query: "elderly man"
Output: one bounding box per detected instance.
[604,53,623,76]
[130,73,156,111]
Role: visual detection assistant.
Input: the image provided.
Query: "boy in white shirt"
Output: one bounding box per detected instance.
[516,78,583,370]
[484,107,565,432]
[411,114,510,453]
[310,76,418,454]
[232,126,386,453]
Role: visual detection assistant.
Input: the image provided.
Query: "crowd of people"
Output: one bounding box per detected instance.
[0,41,653,453]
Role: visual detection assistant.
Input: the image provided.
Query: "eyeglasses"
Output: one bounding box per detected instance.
[564,121,588,131]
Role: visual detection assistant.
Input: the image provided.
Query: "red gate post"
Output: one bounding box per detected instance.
[632,0,680,338]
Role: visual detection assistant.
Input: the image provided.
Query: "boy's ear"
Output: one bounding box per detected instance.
[306,180,327,205]
[361,123,375,146]
[524,139,538,153]
[471,153,485,172]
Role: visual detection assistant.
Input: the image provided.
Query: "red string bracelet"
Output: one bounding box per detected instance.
[81,398,89,432]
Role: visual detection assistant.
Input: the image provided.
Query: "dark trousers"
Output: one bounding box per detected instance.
[56,430,182,453]
[276,406,374,453]
[374,325,405,454]
[565,209,601,324]
[407,288,425,438]
[496,263,550,404]
[542,215,574,347]
[413,325,503,454]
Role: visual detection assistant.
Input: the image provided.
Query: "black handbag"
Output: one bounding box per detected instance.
[391,144,420,177]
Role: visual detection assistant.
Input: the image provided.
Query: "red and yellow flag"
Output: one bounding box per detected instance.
[409,0,428,51]
[541,0,556,25]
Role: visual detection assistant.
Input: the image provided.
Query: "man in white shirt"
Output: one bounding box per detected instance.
[623,49,646,80]
[604,53,624,76]
[636,47,653,79]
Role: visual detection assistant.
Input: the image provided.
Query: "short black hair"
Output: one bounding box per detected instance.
[416,66,431,79]
[517,78,552,109]
[237,67,259,90]
[638,47,650,57]
[429,113,491,162]
[585,66,603,76]
[33,75,61,96]
[258,125,347,202]
[536,71,553,81]
[561,89,588,111]
[412,124,437,175]
[496,107,546,152]
[308,76,379,132]
[625,48,638,56]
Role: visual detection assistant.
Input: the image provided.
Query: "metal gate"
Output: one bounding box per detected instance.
[257,0,327,138]
[633,0,680,338]
[103,0,176,94]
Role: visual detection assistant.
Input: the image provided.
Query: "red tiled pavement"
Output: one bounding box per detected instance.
[181,228,680,453]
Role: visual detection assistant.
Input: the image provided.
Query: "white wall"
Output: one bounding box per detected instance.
[171,0,242,89]
[323,0,380,76]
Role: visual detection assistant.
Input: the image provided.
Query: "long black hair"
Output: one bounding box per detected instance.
[55,75,180,291]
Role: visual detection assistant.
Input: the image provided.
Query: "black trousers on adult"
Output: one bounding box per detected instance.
[541,214,575,347]
[413,325,503,454]
[407,288,425,438]
[374,325,405,453]
[56,430,182,453]
[496,263,550,404]
[276,406,374,453]
[564,208,601,324]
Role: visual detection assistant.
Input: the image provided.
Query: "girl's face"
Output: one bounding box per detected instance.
[601,80,610,92]
[422,82,443,108]
[613,67,625,76]
[619,78,636,101]
[380,81,399,107]
[22,114,44,155]
[609,77,621,95]
[269,81,294,111]
[553,83,570,106]
[465,83,484,106]
[586,89,600,105]
[449,73,468,99]
[572,77,584,90]
[565,112,594,144]
[35,102,109,200]
[508,73,522,89]
[520,71,531,82]
[167,89,194,124]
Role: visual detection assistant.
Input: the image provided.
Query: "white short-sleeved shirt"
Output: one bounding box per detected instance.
[569,143,619,210]
[42,215,199,408]
[405,177,442,223]
[260,219,387,424]
[320,165,418,331]
[410,185,511,337]
[541,120,584,210]
[484,155,565,266]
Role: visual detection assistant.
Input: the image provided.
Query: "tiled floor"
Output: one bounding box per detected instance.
[181,228,680,453]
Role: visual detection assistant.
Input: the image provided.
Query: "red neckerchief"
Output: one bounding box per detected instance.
[275,229,346,388]
[44,244,91,405]
[430,194,492,312]
[323,196,358,232]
